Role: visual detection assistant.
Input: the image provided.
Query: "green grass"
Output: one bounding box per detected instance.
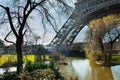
[112,54,120,62]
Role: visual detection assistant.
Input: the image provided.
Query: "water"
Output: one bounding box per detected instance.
[0,59,120,80]
[0,68,6,75]
[0,67,16,75]
[111,65,120,80]
[72,59,91,80]
[59,59,120,80]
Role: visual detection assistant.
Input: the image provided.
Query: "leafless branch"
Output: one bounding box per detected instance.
[41,4,58,32]
[4,30,16,45]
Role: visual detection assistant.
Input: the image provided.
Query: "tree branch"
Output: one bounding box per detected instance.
[23,0,30,17]
[6,7,18,38]
[41,4,58,33]
[23,29,27,36]
[0,5,19,38]
[4,30,16,45]
[0,5,6,9]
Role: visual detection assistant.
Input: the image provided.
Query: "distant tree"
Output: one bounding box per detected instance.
[36,45,49,61]
[0,39,5,53]
[0,0,72,74]
[0,39,4,47]
[33,33,41,45]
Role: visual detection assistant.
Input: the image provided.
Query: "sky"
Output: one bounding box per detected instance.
[0,0,88,46]
[73,26,88,43]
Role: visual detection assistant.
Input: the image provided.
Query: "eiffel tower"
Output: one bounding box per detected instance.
[50,0,120,50]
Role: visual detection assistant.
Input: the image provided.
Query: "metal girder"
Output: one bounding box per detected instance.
[50,0,120,49]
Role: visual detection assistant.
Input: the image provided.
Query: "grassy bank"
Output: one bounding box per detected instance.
[112,54,120,62]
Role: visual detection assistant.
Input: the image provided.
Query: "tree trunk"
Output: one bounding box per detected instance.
[101,48,107,65]
[16,36,23,74]
[99,38,107,65]
[108,52,112,65]
[108,43,113,65]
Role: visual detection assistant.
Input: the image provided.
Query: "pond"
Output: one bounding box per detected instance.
[0,67,16,75]
[0,61,50,75]
[0,68,6,75]
[0,58,120,80]
[59,58,120,80]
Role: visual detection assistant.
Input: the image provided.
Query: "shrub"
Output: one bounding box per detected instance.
[25,61,48,72]
[48,60,64,80]
[0,61,17,68]
[2,72,17,80]
[1,69,55,80]
[25,60,64,79]
[0,60,64,80]
[50,51,60,61]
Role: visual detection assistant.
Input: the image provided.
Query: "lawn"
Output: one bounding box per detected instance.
[112,54,120,62]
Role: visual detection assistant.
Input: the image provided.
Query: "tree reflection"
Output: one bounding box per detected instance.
[89,60,113,80]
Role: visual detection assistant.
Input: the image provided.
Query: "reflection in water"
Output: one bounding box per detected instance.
[72,59,113,80]
[111,65,120,80]
[0,59,118,80]
[72,59,91,80]
[60,59,114,80]
[0,68,6,75]
[59,60,78,80]
[89,60,113,80]
[0,67,17,75]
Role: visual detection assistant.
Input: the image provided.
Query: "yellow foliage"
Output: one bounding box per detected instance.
[89,13,120,41]
[0,55,35,66]
[0,54,52,66]
[89,13,120,28]
[41,55,51,60]
[87,13,120,51]
[23,55,35,62]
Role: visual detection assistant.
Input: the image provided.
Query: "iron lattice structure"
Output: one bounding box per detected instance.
[50,0,120,50]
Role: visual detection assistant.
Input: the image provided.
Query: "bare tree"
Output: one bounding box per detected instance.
[0,0,72,74]
[103,25,120,64]
[32,33,41,45]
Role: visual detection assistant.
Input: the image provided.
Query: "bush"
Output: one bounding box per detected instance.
[50,51,60,61]
[1,69,55,80]
[25,61,48,72]
[24,60,64,79]
[1,60,64,80]
[2,72,17,80]
[0,61,17,68]
[48,60,64,80]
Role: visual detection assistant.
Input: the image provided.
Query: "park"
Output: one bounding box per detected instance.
[0,0,120,80]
